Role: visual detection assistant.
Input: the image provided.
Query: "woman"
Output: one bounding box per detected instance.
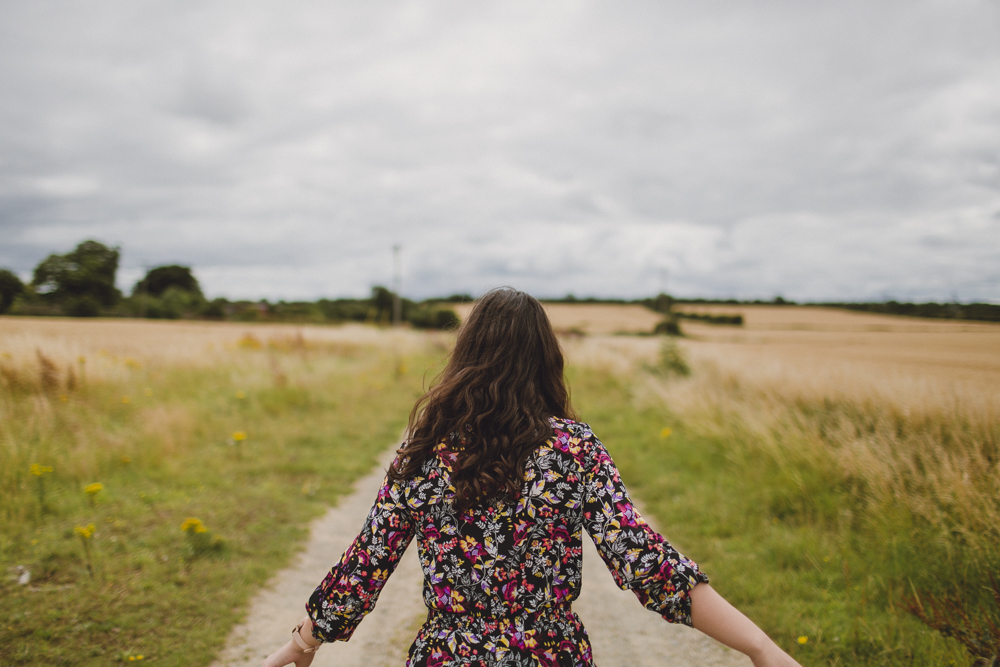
[263,288,802,667]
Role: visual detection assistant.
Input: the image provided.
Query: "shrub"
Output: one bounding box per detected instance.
[904,578,1000,666]
[649,339,690,377]
[133,265,202,298]
[653,317,682,336]
[409,307,460,330]
[64,294,102,317]
[0,268,24,314]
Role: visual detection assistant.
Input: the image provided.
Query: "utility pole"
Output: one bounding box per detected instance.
[392,244,402,327]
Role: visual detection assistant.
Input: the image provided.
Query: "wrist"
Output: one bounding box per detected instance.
[292,617,322,653]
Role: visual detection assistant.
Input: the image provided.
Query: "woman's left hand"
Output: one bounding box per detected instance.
[260,639,316,667]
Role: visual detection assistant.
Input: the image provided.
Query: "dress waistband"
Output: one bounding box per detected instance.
[426,601,574,626]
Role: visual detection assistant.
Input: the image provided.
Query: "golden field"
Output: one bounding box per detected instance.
[450,302,664,335]
[1,306,998,665]
[561,304,1000,564]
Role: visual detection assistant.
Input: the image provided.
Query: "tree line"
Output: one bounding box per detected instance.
[0,240,459,328]
[1,239,996,324]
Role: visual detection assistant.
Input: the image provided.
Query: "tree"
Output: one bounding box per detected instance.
[31,240,121,313]
[370,286,395,323]
[0,269,24,314]
[133,265,202,298]
[408,306,460,330]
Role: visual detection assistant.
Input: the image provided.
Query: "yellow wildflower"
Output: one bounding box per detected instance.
[660,427,672,439]
[235,390,246,399]
[797,636,808,644]
[181,518,207,534]
[85,483,103,496]
[30,464,53,477]
[121,396,131,404]
[74,523,96,539]
[232,431,247,442]
[237,334,262,350]
[121,456,132,464]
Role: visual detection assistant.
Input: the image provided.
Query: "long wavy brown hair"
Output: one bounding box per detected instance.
[388,287,576,511]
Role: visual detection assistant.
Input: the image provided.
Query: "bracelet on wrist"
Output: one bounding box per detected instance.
[292,619,321,654]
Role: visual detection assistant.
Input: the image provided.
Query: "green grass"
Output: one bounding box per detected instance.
[569,365,977,666]
[1,343,437,666]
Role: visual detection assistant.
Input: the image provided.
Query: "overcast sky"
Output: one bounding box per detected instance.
[1,1,998,302]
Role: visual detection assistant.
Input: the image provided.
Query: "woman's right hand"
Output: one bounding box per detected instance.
[260,639,316,667]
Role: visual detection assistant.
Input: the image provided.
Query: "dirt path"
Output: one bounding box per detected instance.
[212,446,750,667]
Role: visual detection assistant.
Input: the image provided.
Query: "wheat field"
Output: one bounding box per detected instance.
[2,308,998,664]
[557,304,1000,558]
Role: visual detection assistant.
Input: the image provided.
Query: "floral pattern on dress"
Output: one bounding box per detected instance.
[307,418,708,666]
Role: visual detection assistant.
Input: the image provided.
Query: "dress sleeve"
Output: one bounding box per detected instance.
[306,472,416,642]
[581,428,708,626]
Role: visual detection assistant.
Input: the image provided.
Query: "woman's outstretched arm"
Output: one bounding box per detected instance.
[690,583,802,667]
[261,470,415,666]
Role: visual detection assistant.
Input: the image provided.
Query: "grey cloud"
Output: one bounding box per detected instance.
[0,1,998,302]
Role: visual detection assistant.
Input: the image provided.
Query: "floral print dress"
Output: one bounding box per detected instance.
[307,418,708,666]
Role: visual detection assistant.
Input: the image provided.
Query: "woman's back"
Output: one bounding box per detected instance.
[307,417,707,666]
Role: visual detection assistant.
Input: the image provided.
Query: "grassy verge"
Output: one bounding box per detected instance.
[569,363,994,666]
[1,331,439,665]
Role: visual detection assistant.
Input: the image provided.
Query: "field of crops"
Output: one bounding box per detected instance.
[2,307,998,665]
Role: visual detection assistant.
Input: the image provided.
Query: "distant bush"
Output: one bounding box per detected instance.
[316,298,372,323]
[637,293,674,314]
[653,317,682,336]
[133,265,202,298]
[826,300,1000,323]
[201,298,228,319]
[676,312,744,326]
[648,338,690,377]
[409,306,460,330]
[64,294,102,317]
[439,293,473,303]
[0,269,24,314]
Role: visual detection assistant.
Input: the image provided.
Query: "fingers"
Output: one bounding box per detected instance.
[260,641,317,667]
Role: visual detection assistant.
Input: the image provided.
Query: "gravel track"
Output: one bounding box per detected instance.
[212,446,750,667]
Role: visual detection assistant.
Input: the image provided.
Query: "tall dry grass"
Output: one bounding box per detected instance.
[558,322,999,662]
[0,319,448,528]
[644,345,1000,564]
[554,308,1000,565]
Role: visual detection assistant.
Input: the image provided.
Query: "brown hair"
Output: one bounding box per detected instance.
[388,287,576,511]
